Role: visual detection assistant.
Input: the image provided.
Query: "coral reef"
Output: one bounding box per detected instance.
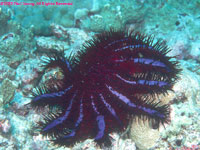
[36,26,91,56]
[74,8,89,20]
[15,57,42,95]
[129,120,160,150]
[150,60,200,150]
[0,79,16,107]
[0,7,11,35]
[0,62,16,81]
[0,0,200,149]
[36,36,70,53]
[0,119,11,133]
[0,33,24,58]
[0,8,35,69]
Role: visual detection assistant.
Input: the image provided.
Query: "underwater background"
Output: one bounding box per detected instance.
[0,0,200,149]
